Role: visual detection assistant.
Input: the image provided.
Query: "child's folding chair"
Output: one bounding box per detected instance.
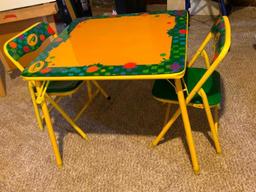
[151,15,231,173]
[4,22,110,166]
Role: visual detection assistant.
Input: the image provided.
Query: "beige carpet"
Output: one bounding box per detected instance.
[1,7,256,192]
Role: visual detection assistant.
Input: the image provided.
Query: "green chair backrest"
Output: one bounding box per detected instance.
[211,16,227,61]
[4,22,55,72]
[185,15,231,103]
[189,16,231,69]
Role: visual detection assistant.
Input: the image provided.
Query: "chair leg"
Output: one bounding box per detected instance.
[214,106,219,133]
[74,82,101,121]
[48,96,62,113]
[164,103,171,126]
[74,90,100,121]
[74,99,92,122]
[199,90,221,154]
[73,81,110,121]
[151,108,181,147]
[41,98,62,167]
[152,80,201,174]
[45,94,89,140]
[175,79,200,174]
[28,82,44,131]
[92,80,110,99]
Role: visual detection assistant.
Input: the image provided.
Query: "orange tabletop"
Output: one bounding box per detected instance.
[22,10,188,81]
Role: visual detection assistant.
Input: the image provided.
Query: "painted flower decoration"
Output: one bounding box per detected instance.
[19,35,25,40]
[47,26,55,35]
[179,29,188,34]
[171,63,181,72]
[40,34,46,41]
[23,46,30,52]
[9,42,17,49]
[123,62,137,69]
[41,67,51,74]
[87,66,99,73]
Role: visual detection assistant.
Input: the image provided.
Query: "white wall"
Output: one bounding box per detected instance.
[0,0,56,12]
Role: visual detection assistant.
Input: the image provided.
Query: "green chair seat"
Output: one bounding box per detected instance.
[47,80,83,93]
[152,68,221,106]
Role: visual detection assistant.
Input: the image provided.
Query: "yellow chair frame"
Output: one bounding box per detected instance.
[151,16,231,173]
[4,22,110,167]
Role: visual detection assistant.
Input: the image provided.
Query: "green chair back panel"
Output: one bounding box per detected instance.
[211,16,226,61]
[6,22,55,61]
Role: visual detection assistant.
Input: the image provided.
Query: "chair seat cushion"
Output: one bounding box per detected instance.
[47,80,83,93]
[152,68,221,106]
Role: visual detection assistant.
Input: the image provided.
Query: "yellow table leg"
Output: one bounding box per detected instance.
[175,79,200,174]
[41,98,62,167]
